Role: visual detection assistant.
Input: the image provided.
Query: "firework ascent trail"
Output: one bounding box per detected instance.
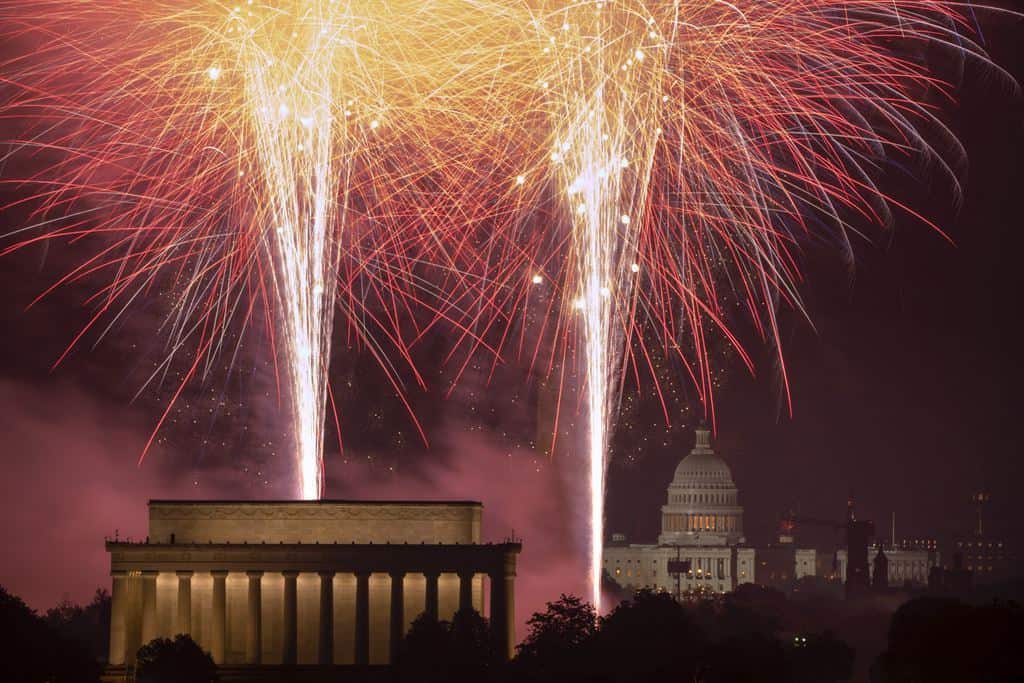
[0,0,536,501]
[535,4,663,610]
[505,0,1013,610]
[241,4,350,499]
[1,0,1017,611]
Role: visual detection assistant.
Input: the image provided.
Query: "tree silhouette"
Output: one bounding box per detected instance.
[517,594,596,660]
[1,586,52,683]
[788,631,855,683]
[703,631,788,683]
[693,586,784,642]
[45,589,111,663]
[594,589,706,683]
[0,585,100,683]
[135,634,216,683]
[870,597,1024,683]
[396,609,496,683]
[450,607,497,674]
[513,594,597,682]
[509,588,862,683]
[399,612,451,673]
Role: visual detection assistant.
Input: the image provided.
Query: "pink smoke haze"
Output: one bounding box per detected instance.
[325,429,592,638]
[0,379,591,640]
[0,379,254,610]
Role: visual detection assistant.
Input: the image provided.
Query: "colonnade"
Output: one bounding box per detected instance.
[107,542,519,669]
[661,513,741,532]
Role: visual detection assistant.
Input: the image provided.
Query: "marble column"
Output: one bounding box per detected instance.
[458,571,474,612]
[424,571,440,621]
[176,571,193,636]
[282,571,298,666]
[488,572,506,656]
[388,571,405,664]
[108,570,128,666]
[489,550,517,660]
[354,571,370,666]
[140,571,158,646]
[246,571,263,665]
[211,570,228,664]
[318,571,335,666]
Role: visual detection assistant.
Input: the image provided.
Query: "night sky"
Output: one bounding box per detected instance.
[1,6,1022,635]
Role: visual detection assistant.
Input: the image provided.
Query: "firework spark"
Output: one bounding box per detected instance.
[533,4,664,610]
[489,0,1013,609]
[0,0,534,499]
[0,0,1016,610]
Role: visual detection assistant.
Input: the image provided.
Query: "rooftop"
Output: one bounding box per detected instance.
[149,499,483,507]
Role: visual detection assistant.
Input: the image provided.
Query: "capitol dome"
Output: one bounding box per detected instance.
[672,432,736,486]
[658,426,745,546]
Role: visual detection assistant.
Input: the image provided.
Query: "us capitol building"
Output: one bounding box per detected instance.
[604,426,814,595]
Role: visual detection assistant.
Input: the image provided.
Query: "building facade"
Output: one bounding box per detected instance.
[953,491,1013,582]
[835,544,939,588]
[604,428,757,596]
[755,545,819,590]
[105,500,520,680]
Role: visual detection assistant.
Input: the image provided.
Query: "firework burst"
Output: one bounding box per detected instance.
[474,0,1015,608]
[0,0,1017,610]
[0,0,535,498]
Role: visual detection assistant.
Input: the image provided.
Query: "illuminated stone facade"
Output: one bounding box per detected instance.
[104,500,520,681]
[657,427,745,546]
[603,428,756,596]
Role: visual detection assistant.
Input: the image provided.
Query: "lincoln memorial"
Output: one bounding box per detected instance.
[104,500,521,681]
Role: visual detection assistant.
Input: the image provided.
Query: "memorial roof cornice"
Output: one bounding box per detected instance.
[147,499,483,506]
[106,540,521,575]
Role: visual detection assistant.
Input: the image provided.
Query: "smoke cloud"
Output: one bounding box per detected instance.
[0,377,592,642]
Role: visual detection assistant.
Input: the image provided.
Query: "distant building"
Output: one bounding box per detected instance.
[780,505,878,597]
[928,552,973,597]
[604,427,756,596]
[814,550,842,583]
[898,538,939,553]
[957,537,1011,579]
[844,515,875,597]
[836,543,939,588]
[103,500,520,681]
[872,547,889,590]
[953,492,1012,582]
[755,542,817,591]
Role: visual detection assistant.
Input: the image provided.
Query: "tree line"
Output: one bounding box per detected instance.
[2,583,1022,682]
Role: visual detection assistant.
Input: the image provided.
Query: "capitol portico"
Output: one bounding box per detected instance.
[104,500,520,681]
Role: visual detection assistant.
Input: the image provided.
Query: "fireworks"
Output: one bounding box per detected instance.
[0,0,1014,611]
[0,0,533,499]
[532,3,664,610]
[498,0,1009,609]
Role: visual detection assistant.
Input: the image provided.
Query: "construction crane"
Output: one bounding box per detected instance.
[782,500,876,598]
